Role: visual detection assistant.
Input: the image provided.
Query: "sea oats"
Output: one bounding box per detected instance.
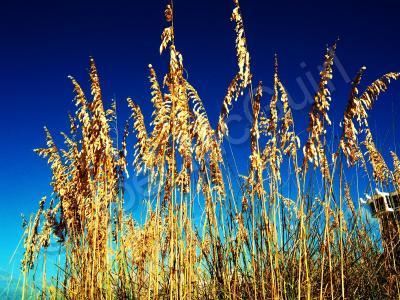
[391,151,400,190]
[21,2,400,299]
[303,42,337,179]
[363,128,390,184]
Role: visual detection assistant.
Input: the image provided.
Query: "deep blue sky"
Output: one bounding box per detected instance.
[1,0,400,280]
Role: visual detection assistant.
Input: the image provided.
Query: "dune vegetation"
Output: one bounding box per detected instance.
[19,1,400,299]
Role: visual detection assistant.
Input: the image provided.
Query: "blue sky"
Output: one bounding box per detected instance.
[1,0,400,285]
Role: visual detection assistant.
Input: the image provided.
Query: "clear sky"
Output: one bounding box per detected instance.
[1,0,400,287]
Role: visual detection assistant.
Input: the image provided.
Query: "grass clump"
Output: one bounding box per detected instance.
[19,1,400,299]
